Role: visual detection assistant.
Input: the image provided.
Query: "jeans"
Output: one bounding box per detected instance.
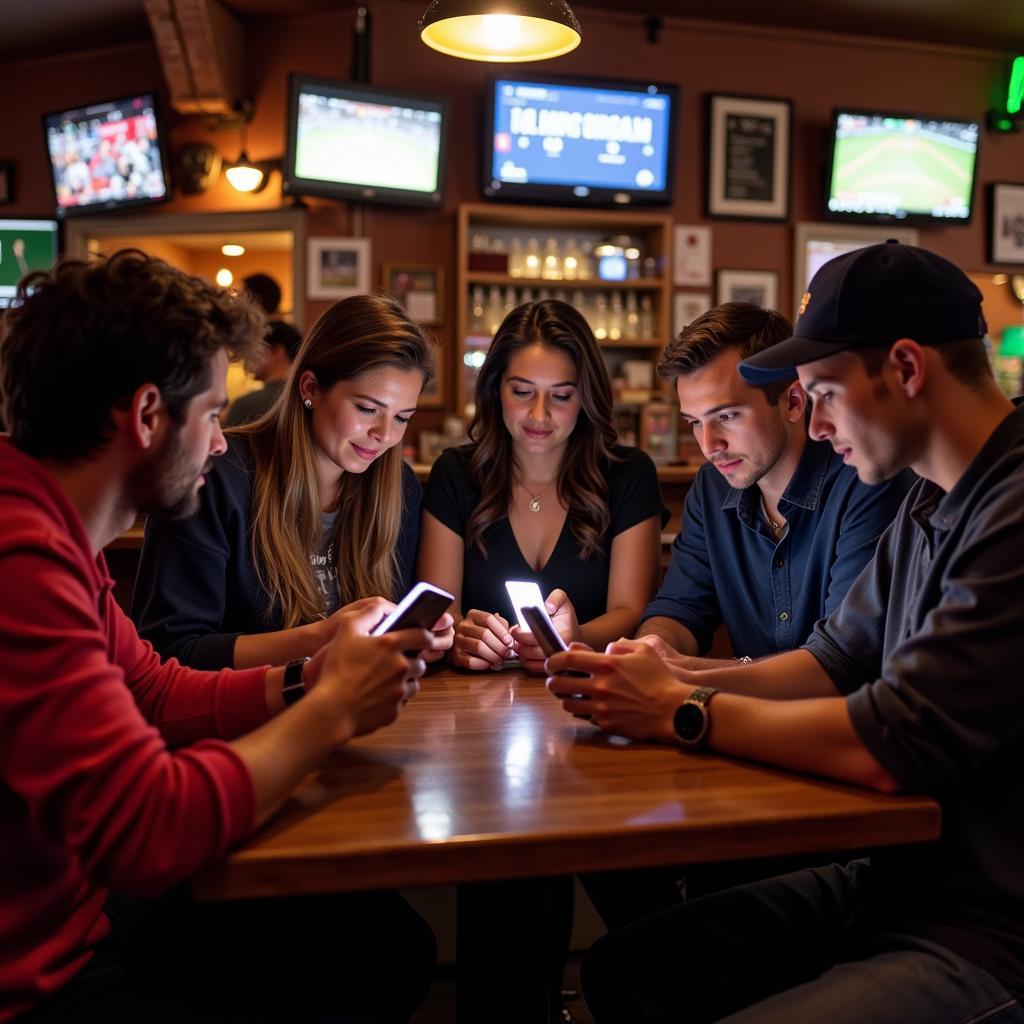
[581,861,1024,1024]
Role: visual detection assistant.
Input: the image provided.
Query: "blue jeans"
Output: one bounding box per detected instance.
[581,861,1024,1024]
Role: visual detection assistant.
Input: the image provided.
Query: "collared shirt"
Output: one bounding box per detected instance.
[806,402,1024,998]
[642,438,914,656]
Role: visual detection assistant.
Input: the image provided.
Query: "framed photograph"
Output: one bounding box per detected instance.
[989,183,1024,265]
[417,342,446,409]
[0,161,11,204]
[674,292,712,337]
[383,262,444,326]
[716,270,779,310]
[706,94,792,220]
[308,236,371,300]
[673,225,712,286]
[793,222,918,319]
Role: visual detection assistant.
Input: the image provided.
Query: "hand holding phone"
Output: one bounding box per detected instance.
[504,580,546,632]
[520,605,589,682]
[371,582,454,637]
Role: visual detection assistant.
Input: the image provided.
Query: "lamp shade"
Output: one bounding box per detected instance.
[1000,324,1024,358]
[224,153,266,193]
[419,0,581,62]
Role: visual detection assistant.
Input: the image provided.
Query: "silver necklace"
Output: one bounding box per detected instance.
[522,479,557,513]
[760,494,784,537]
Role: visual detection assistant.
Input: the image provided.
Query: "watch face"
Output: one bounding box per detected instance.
[673,701,707,743]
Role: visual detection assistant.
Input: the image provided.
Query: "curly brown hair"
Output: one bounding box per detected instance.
[0,248,266,462]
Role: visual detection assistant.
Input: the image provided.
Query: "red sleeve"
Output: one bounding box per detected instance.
[0,544,259,896]
[104,587,270,746]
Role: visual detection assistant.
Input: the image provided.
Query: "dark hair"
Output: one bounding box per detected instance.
[0,249,266,462]
[467,300,617,560]
[243,272,282,315]
[266,319,303,362]
[658,302,795,403]
[858,337,993,389]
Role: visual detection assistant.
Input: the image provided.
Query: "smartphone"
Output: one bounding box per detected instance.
[520,605,589,682]
[504,580,546,631]
[370,582,454,636]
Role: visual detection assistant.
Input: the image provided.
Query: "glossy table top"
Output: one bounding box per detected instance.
[194,668,941,901]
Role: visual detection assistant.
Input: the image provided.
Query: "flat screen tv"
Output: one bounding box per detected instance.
[42,92,170,218]
[0,218,59,308]
[824,108,980,225]
[483,74,677,207]
[284,75,448,208]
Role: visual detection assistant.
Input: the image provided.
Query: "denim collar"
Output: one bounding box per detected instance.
[721,438,835,517]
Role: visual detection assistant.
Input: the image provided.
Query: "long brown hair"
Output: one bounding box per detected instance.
[467,299,616,559]
[232,294,435,627]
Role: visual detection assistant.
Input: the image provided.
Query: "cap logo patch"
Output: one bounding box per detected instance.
[798,291,811,318]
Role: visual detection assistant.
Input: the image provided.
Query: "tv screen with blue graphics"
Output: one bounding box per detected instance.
[825,109,979,225]
[484,75,676,206]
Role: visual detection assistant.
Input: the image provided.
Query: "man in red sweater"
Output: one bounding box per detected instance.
[0,251,438,1022]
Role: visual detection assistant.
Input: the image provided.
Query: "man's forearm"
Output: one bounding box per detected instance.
[668,648,838,700]
[635,616,699,654]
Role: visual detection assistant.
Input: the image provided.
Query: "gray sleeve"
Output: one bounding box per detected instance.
[846,477,1024,793]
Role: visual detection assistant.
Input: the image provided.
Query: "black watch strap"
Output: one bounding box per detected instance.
[282,657,309,706]
[672,686,719,749]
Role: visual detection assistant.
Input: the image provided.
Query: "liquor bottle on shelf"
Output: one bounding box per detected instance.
[485,286,504,335]
[639,293,655,338]
[524,237,542,279]
[608,292,624,341]
[469,286,486,334]
[571,289,586,317]
[542,237,562,280]
[562,238,580,280]
[624,292,640,340]
[503,286,517,316]
[508,236,525,278]
[579,240,595,280]
[593,292,609,341]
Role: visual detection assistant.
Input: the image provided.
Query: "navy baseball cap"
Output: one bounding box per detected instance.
[739,240,987,385]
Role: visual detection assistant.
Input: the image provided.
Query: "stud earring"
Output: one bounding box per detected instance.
[303,398,313,410]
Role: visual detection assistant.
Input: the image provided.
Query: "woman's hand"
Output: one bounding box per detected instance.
[513,590,579,673]
[451,609,514,671]
[423,612,455,663]
[305,596,396,652]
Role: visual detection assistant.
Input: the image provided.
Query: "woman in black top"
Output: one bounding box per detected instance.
[421,299,664,671]
[133,293,454,670]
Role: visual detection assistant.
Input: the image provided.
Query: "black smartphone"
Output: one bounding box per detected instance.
[371,582,454,636]
[521,605,590,682]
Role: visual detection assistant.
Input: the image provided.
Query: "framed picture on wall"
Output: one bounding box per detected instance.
[417,341,446,409]
[793,222,918,319]
[989,183,1024,265]
[716,269,779,310]
[706,94,792,220]
[308,237,371,300]
[383,262,444,326]
[674,292,712,337]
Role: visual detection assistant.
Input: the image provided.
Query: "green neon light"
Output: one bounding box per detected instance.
[1008,56,1024,116]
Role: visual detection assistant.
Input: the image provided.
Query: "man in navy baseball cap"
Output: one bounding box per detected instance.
[738,240,988,386]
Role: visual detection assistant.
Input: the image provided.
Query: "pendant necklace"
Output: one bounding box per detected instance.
[523,479,557,513]
[760,494,784,538]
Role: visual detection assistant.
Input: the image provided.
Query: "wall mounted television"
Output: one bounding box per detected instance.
[483,74,677,207]
[284,75,448,208]
[824,108,980,225]
[42,93,170,218]
[0,219,59,308]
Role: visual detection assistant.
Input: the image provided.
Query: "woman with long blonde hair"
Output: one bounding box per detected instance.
[133,292,453,670]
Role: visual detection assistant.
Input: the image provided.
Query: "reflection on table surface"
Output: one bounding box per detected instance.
[194,668,940,901]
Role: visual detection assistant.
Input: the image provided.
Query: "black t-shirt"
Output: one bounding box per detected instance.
[423,444,666,625]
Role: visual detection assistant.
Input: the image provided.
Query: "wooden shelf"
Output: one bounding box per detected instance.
[467,272,664,290]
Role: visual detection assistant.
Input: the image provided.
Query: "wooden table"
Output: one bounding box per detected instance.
[195,668,940,901]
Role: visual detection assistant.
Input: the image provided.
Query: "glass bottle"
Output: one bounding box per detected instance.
[608,292,624,341]
[523,237,542,279]
[562,238,580,281]
[593,292,609,341]
[469,286,486,335]
[578,240,595,280]
[503,286,518,316]
[638,293,655,339]
[542,237,562,280]
[624,291,640,340]
[508,236,525,278]
[485,286,504,336]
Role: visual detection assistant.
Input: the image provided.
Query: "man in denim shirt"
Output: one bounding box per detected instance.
[640,302,912,664]
[555,242,1024,1024]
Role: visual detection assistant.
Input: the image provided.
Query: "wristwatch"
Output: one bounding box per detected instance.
[282,657,309,706]
[672,686,719,749]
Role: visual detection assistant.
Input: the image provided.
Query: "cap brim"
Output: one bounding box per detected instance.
[738,336,854,385]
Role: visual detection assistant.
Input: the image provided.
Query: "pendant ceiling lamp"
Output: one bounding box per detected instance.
[419,0,581,62]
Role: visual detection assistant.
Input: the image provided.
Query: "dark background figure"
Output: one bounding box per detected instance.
[224,319,303,427]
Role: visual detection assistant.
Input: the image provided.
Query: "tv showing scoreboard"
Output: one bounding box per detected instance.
[42,92,170,217]
[825,109,980,225]
[284,75,448,208]
[483,74,677,207]
[0,219,59,308]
